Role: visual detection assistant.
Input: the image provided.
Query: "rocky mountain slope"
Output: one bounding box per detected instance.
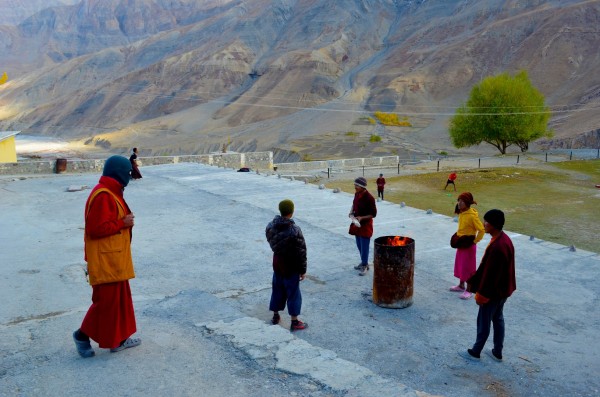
[0,0,598,160]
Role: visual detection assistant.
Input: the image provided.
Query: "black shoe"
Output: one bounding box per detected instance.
[458,349,480,361]
[271,313,280,325]
[486,348,503,362]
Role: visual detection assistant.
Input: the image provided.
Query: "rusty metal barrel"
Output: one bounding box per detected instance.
[372,235,415,308]
[55,158,67,174]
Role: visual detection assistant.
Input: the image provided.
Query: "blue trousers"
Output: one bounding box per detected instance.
[269,272,302,316]
[355,236,371,265]
[472,298,507,356]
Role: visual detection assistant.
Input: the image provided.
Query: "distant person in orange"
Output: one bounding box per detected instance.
[376,173,386,200]
[130,148,142,180]
[73,155,141,358]
[445,172,457,191]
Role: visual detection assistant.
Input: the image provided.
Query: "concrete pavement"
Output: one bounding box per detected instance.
[1,163,598,396]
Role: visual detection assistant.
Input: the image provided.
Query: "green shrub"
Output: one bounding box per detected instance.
[369,135,382,142]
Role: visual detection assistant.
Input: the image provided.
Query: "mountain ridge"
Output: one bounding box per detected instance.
[0,0,598,159]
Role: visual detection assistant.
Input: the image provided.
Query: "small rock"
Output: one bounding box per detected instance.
[318,184,325,190]
[569,245,576,252]
[67,185,89,192]
[400,202,406,207]
[426,209,433,214]
[333,188,340,193]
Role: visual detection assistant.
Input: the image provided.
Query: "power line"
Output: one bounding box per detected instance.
[99,87,600,116]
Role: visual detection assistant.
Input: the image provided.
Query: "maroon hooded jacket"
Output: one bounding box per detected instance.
[467,231,516,299]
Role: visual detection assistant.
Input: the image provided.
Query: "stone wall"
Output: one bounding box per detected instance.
[275,156,399,172]
[0,152,273,175]
[0,152,408,176]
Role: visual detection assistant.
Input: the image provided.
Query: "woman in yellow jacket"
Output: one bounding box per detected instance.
[450,192,484,299]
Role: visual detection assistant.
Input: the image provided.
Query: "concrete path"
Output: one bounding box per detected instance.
[0,163,598,397]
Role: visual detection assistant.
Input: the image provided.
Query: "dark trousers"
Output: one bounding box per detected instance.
[377,188,384,199]
[472,298,507,355]
[269,272,302,316]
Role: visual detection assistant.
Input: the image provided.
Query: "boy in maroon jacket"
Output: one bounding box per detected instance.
[460,209,516,362]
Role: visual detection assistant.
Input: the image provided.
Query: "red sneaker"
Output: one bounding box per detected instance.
[290,320,308,331]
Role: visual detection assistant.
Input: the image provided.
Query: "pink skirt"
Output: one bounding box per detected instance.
[454,244,477,282]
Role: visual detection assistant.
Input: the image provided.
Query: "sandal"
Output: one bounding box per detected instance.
[460,291,472,300]
[449,286,465,292]
[110,337,141,353]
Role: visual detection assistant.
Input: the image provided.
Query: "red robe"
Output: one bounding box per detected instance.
[81,176,137,349]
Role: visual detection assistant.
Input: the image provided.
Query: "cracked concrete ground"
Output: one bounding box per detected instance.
[1,163,598,396]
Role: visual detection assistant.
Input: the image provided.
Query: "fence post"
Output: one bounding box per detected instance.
[570,151,572,160]
[517,155,519,164]
[478,158,481,168]
[327,167,330,179]
[545,152,548,162]
[437,160,439,171]
[398,163,400,174]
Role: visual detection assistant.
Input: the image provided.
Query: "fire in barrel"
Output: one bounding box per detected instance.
[372,235,415,308]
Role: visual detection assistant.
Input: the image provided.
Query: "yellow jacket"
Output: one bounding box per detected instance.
[84,188,135,285]
[457,207,485,243]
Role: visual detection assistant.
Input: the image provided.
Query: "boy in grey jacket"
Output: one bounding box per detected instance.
[266,199,308,331]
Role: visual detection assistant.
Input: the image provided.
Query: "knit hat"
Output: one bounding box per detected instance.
[484,209,505,230]
[278,199,295,216]
[103,155,132,187]
[354,177,367,188]
[457,192,476,206]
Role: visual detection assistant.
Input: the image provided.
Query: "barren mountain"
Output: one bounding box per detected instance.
[0,0,598,160]
[0,0,80,26]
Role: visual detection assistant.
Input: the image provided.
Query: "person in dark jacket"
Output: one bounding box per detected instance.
[459,209,516,362]
[129,148,142,180]
[349,177,377,276]
[266,199,308,331]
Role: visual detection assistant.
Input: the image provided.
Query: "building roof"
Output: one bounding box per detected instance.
[0,131,20,142]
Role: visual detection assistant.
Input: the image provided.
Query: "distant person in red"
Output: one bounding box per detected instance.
[130,147,142,180]
[376,173,386,200]
[349,177,377,276]
[445,172,457,191]
[73,155,141,358]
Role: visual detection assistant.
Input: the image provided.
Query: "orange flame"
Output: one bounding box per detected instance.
[386,236,410,246]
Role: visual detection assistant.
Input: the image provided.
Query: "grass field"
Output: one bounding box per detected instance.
[323,160,600,253]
